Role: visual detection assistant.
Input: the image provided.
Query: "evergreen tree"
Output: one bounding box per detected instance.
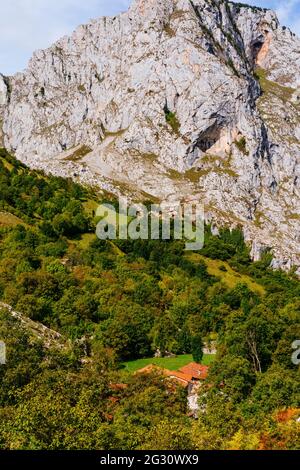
[191,334,204,363]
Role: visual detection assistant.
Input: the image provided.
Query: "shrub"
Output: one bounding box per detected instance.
[164,106,180,134]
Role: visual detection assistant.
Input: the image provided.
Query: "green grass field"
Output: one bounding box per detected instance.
[187,252,265,295]
[122,353,215,373]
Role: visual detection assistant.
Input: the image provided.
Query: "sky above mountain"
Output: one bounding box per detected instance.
[0,0,299,75]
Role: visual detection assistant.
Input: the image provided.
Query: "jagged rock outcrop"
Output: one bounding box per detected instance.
[0,302,66,349]
[0,74,8,146]
[1,0,299,270]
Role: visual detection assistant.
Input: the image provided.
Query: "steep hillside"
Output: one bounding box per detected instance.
[0,0,299,272]
[0,149,299,450]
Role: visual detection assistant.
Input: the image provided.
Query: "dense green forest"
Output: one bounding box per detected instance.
[0,148,299,450]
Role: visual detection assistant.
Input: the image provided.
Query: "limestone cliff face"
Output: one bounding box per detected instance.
[0,74,8,145]
[1,0,300,271]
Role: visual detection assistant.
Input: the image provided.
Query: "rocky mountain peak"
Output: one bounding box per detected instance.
[0,74,8,106]
[0,74,9,146]
[0,0,299,272]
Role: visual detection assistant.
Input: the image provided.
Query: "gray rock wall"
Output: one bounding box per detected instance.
[1,0,299,270]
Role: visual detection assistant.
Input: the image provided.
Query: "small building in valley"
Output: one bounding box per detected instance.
[136,362,209,418]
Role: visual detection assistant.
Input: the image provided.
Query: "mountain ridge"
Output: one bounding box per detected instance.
[0,0,299,272]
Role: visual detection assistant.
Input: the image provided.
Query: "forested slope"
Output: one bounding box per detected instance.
[0,149,299,450]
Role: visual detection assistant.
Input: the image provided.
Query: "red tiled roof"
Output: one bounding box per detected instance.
[135,364,190,387]
[135,361,209,386]
[163,370,190,387]
[179,362,209,380]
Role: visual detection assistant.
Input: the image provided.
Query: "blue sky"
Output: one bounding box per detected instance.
[0,0,299,75]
